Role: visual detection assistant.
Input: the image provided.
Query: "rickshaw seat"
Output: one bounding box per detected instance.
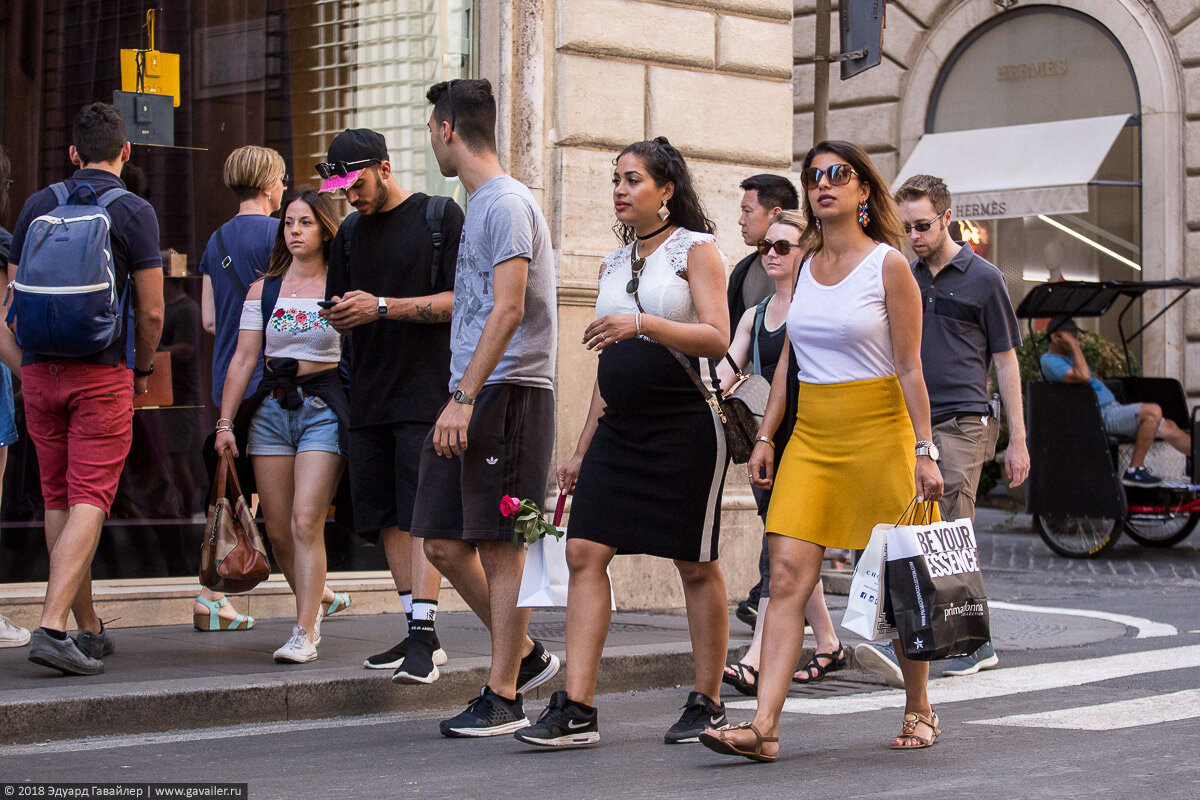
[1026,381,1125,519]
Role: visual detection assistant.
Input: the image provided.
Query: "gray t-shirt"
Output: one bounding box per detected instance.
[450,174,557,390]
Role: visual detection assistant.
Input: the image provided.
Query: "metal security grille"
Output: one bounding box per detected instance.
[305,0,471,194]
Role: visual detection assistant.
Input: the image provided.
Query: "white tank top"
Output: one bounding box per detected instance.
[239,297,341,364]
[786,242,896,384]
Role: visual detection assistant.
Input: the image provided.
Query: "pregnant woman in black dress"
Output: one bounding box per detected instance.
[514,137,731,748]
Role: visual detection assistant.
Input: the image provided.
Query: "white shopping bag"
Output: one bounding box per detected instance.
[517,494,616,609]
[840,523,897,641]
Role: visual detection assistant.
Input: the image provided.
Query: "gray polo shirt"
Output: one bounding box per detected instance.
[912,242,1021,424]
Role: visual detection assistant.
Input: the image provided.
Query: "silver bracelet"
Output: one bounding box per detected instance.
[215,425,234,434]
[635,312,641,337]
[756,436,774,448]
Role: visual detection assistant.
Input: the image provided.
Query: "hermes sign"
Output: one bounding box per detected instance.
[997,59,1068,82]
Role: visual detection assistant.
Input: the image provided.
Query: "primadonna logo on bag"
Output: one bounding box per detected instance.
[915,523,980,578]
[943,601,987,621]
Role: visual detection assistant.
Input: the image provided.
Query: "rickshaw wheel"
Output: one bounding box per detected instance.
[1124,513,1199,548]
[1033,514,1122,558]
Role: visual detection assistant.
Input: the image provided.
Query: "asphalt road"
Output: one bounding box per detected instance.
[4,529,1199,799]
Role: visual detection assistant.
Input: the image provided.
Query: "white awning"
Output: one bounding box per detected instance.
[892,115,1132,221]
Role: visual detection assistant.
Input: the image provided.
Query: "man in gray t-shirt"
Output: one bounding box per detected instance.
[450,173,556,391]
[411,78,560,738]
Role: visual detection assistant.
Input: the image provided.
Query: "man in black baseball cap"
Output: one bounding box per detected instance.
[318,127,466,683]
[316,129,389,195]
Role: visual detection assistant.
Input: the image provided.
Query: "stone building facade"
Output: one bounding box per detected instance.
[794,0,1199,403]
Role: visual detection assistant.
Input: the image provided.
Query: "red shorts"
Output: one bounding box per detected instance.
[22,361,134,513]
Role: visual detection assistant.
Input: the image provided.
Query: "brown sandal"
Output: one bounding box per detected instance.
[698,721,778,763]
[890,709,941,749]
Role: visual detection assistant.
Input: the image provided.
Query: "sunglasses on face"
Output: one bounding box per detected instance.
[315,159,380,179]
[800,163,858,190]
[903,211,948,234]
[756,239,798,256]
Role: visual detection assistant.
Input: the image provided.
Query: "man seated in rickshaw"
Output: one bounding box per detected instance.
[1041,318,1192,487]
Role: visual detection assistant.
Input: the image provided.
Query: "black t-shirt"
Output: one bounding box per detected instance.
[9,168,162,366]
[326,192,464,428]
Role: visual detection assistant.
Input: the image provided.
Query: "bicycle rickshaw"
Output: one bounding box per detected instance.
[1016,279,1200,557]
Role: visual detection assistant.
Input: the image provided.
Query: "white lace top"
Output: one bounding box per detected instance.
[595,228,718,326]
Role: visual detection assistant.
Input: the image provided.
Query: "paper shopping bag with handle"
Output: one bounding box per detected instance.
[885,510,990,661]
[518,493,615,609]
[200,451,271,594]
[840,522,896,641]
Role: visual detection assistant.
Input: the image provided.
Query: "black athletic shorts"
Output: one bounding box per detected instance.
[348,421,432,541]
[410,384,555,543]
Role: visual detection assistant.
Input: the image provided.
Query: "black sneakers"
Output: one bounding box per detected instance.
[664,691,726,744]
[1123,466,1162,486]
[364,634,447,670]
[392,634,440,684]
[514,690,599,747]
[439,686,529,737]
[28,628,103,676]
[516,639,561,694]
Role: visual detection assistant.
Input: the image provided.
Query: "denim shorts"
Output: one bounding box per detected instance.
[247,394,341,457]
[1100,401,1143,440]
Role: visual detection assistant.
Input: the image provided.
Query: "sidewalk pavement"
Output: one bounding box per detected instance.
[2,509,1115,747]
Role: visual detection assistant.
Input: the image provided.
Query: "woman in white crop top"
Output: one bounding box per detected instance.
[215,188,347,664]
[700,142,945,761]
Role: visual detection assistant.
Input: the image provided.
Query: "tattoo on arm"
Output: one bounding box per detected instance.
[413,301,451,323]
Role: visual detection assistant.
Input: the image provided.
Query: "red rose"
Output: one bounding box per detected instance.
[273,308,286,318]
[499,495,522,517]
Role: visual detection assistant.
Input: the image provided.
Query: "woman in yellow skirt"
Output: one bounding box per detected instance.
[700,140,944,762]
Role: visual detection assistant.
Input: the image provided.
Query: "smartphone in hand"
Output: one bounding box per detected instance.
[317,300,337,309]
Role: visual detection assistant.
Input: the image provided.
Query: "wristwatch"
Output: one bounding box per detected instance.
[132,363,155,378]
[376,296,388,319]
[451,389,475,406]
[915,440,940,461]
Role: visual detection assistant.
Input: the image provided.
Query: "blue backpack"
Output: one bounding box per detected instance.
[6,182,134,359]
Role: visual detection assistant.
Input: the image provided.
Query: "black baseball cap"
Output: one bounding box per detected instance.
[318,129,389,192]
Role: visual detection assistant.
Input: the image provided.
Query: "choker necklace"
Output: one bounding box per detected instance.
[635,222,672,241]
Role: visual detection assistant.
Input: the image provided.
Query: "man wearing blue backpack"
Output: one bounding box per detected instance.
[6,102,164,676]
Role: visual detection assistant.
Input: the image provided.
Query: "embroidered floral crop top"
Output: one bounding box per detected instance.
[239,297,341,363]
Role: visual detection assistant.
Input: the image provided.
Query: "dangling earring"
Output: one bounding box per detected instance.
[858,201,870,228]
[658,201,670,222]
[814,218,821,230]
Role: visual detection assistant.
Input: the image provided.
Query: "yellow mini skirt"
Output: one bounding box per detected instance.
[765,375,937,550]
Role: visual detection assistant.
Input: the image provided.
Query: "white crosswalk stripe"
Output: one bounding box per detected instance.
[967,688,1200,730]
[725,645,1200,716]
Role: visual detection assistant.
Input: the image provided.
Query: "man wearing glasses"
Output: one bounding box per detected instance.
[856,174,1029,682]
[319,128,465,685]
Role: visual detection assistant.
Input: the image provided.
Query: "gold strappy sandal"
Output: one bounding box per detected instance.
[890,709,941,749]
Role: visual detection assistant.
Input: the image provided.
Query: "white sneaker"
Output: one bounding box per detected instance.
[0,614,31,648]
[273,625,318,663]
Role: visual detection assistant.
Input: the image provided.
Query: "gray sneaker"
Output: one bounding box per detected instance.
[854,642,904,689]
[74,624,115,660]
[28,628,103,676]
[942,641,999,677]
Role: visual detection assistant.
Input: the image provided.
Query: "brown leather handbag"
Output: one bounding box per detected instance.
[199,451,271,593]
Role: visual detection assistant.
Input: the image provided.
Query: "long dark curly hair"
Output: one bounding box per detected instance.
[796,140,905,256]
[612,136,715,244]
